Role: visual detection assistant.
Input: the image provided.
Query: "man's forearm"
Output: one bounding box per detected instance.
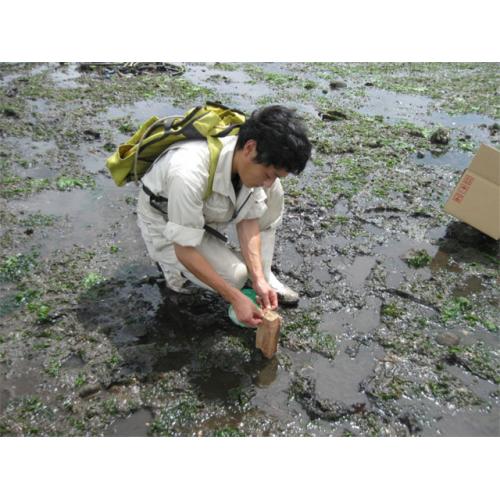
[173,243,241,304]
[236,218,265,282]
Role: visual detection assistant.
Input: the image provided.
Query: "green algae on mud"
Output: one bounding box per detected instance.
[0,65,215,109]
[306,62,500,119]
[281,309,336,359]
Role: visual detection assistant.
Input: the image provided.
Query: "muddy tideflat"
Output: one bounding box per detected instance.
[0,62,498,436]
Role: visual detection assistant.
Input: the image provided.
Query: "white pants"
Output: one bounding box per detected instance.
[137,180,284,292]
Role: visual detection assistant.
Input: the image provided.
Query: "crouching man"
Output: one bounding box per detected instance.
[137,105,311,327]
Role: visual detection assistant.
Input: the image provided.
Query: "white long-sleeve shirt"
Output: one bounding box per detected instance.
[139,136,268,248]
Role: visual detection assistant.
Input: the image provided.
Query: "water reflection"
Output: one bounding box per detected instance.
[76,275,280,402]
[254,357,279,387]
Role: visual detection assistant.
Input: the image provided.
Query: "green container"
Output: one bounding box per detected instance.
[228,288,258,328]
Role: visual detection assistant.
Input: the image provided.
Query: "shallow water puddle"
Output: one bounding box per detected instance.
[0,361,47,412]
[252,356,297,421]
[430,249,462,273]
[105,100,183,123]
[313,343,381,407]
[9,176,140,256]
[423,408,500,437]
[51,64,84,89]
[75,144,109,174]
[185,65,272,108]
[411,150,473,171]
[103,408,153,437]
[343,255,377,289]
[452,275,485,298]
[193,368,249,402]
[320,296,382,336]
[374,236,437,288]
[359,88,433,124]
[360,87,496,137]
[3,137,58,160]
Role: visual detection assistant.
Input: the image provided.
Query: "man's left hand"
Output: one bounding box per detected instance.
[253,279,278,310]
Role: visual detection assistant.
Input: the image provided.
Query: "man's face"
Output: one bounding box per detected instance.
[239,140,289,188]
[242,162,289,188]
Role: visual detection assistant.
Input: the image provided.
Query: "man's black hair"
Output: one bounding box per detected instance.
[236,105,312,174]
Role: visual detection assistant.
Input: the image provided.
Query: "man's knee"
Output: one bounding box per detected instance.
[232,261,249,289]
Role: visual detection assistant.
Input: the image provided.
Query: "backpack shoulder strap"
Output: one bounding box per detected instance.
[204,136,223,200]
[133,115,182,185]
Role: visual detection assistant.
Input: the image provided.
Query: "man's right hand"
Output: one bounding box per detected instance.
[232,292,264,327]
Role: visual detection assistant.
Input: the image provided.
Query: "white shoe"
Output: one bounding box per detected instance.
[166,277,198,295]
[268,272,299,305]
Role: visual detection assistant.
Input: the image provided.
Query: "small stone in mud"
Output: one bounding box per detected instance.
[436,331,460,347]
[79,383,101,398]
[409,129,426,138]
[2,107,20,119]
[329,80,347,90]
[488,123,499,135]
[206,74,231,84]
[6,87,18,97]
[430,127,450,145]
[83,129,101,141]
[399,412,422,435]
[320,109,348,121]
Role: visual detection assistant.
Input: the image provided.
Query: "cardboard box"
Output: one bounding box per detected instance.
[444,143,500,240]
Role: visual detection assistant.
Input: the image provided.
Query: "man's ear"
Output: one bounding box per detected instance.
[243,139,257,158]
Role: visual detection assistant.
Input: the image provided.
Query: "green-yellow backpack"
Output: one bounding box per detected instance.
[106,102,246,199]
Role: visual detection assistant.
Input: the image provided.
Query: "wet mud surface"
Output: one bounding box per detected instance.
[0,62,498,436]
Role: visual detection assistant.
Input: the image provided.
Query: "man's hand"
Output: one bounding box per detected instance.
[253,278,278,311]
[232,292,264,327]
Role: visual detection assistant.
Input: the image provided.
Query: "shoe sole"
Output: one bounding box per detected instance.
[277,292,299,306]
